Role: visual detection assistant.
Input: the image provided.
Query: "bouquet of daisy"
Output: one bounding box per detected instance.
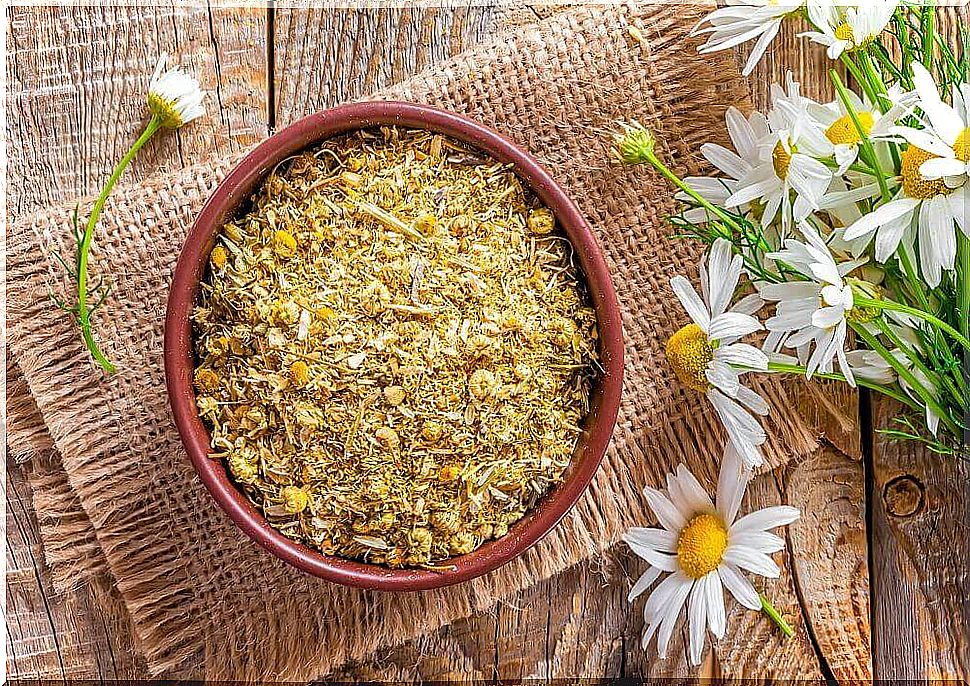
[617,0,967,668]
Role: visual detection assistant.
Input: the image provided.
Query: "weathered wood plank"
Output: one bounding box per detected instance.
[871,401,970,680]
[273,4,505,126]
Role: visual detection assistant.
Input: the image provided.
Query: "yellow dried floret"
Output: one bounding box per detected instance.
[375,426,401,450]
[468,368,498,400]
[273,229,297,258]
[281,485,310,514]
[290,360,311,386]
[383,385,406,406]
[209,245,228,269]
[527,207,555,235]
[194,367,220,393]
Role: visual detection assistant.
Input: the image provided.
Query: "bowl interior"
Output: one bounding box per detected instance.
[164,101,624,591]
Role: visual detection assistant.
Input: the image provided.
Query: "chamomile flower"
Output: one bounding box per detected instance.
[624,444,800,666]
[680,107,771,223]
[147,54,205,129]
[761,223,867,385]
[693,1,804,77]
[809,88,915,174]
[842,144,966,286]
[800,0,897,59]
[667,239,770,468]
[892,63,970,185]
[726,74,834,233]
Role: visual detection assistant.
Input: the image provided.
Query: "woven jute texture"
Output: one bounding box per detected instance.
[8,4,819,679]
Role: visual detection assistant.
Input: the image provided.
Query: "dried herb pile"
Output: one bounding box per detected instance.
[193,126,599,568]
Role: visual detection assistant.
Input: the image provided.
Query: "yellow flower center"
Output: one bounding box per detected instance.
[901,146,953,199]
[665,323,714,393]
[834,21,854,43]
[677,513,728,579]
[954,127,970,163]
[147,93,185,129]
[826,111,875,146]
[772,141,795,180]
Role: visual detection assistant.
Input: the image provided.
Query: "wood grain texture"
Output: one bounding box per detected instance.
[273,4,504,127]
[871,401,970,681]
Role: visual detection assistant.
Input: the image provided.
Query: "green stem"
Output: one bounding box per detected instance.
[77,115,163,373]
[859,51,891,112]
[760,594,794,639]
[644,150,746,236]
[854,296,970,353]
[840,54,879,106]
[921,2,935,71]
[764,361,922,412]
[854,323,961,436]
[960,233,970,342]
[876,318,964,409]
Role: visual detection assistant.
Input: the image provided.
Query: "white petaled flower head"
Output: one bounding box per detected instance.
[666,239,770,469]
[844,67,967,287]
[762,222,867,386]
[693,1,805,77]
[680,106,771,223]
[809,87,915,174]
[725,73,834,233]
[623,444,800,666]
[147,53,205,129]
[894,63,970,185]
[800,0,897,59]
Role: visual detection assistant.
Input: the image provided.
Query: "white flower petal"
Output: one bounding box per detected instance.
[844,197,919,241]
[642,486,688,533]
[688,579,708,666]
[920,156,966,180]
[705,571,727,639]
[731,505,801,534]
[623,527,678,554]
[912,62,964,143]
[707,360,741,397]
[718,562,761,610]
[709,312,763,340]
[629,566,663,602]
[722,545,781,578]
[730,530,786,554]
[716,443,749,527]
[657,574,693,658]
[735,384,770,416]
[671,275,712,332]
[674,464,716,515]
[716,343,769,371]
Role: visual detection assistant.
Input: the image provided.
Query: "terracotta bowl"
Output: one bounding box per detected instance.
[164,101,624,591]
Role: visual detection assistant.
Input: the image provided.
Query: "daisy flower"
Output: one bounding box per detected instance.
[667,239,770,468]
[623,444,800,665]
[809,87,915,174]
[843,64,969,286]
[693,1,804,77]
[680,107,772,223]
[761,223,867,385]
[147,53,205,129]
[726,74,834,233]
[892,63,970,185]
[800,0,897,59]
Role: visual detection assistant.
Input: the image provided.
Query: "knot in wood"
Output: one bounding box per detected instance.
[883,475,925,518]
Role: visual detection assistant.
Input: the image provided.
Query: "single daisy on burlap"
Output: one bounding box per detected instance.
[623,444,800,665]
[667,238,769,469]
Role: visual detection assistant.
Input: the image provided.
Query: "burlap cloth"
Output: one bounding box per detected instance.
[7,4,819,680]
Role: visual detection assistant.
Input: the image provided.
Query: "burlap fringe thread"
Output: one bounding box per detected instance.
[7,4,818,680]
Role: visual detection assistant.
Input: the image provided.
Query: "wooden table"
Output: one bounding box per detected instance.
[6,4,970,681]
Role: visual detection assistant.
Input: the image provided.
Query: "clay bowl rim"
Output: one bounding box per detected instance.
[164,101,624,592]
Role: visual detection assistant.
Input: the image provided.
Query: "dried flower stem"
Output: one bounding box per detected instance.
[76,114,163,373]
